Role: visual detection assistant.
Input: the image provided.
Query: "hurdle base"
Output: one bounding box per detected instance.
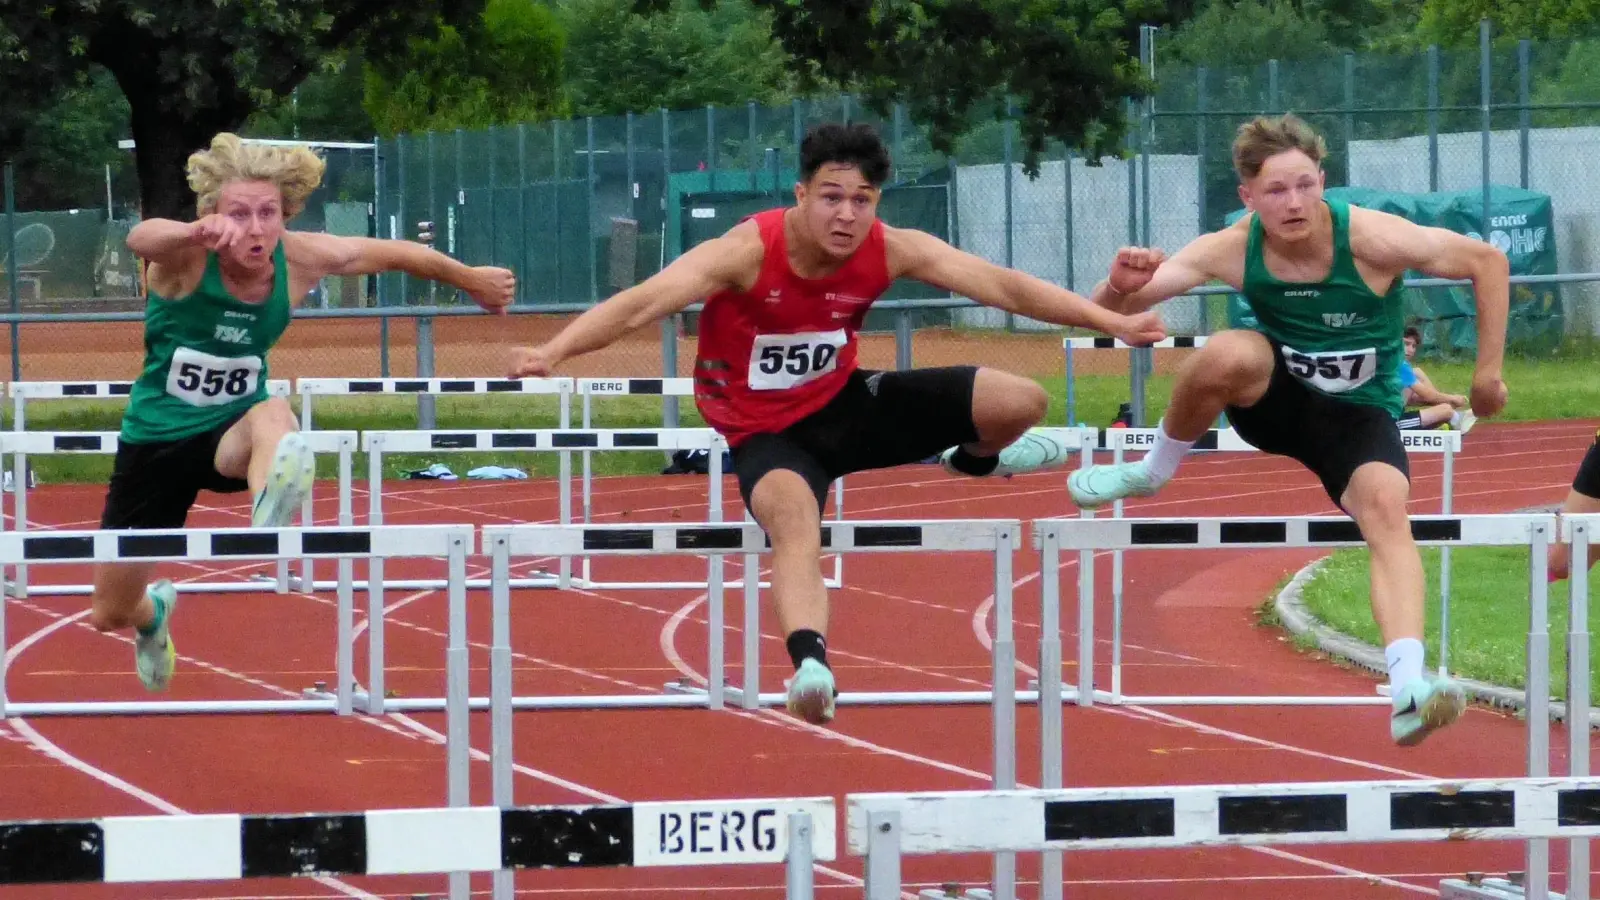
[7,577,283,599]
[666,682,1060,707]
[920,888,993,900]
[1440,874,1563,899]
[1021,679,1393,707]
[2,698,341,716]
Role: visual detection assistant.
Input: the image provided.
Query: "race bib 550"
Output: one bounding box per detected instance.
[165,346,262,406]
[1280,344,1376,394]
[747,331,847,391]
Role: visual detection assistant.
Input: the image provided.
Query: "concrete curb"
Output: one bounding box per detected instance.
[1270,547,1597,728]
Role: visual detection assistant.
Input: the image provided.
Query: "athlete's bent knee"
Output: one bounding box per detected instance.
[1186,330,1274,394]
[972,369,1047,438]
[750,469,822,550]
[1342,463,1412,537]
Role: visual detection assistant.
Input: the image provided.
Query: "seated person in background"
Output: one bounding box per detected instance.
[1396,325,1475,433]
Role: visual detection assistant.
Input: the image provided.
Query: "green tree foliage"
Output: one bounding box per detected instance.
[633,0,1186,174]
[1415,0,1600,46]
[6,67,131,212]
[363,0,567,136]
[0,0,483,220]
[558,0,792,116]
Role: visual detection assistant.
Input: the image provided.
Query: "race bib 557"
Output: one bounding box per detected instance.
[748,331,847,391]
[165,346,262,406]
[1280,344,1377,394]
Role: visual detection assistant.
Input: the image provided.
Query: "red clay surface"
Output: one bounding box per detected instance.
[0,418,1595,899]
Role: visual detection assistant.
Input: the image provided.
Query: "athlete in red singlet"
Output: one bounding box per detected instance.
[510,123,1165,726]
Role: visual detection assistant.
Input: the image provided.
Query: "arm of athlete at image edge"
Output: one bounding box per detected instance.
[888,228,1167,343]
[1356,211,1510,417]
[508,229,751,376]
[303,234,515,315]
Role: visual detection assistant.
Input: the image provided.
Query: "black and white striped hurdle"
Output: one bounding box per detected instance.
[0,796,832,900]
[1061,335,1207,426]
[0,523,473,724]
[8,378,294,431]
[295,376,575,432]
[1029,512,1563,900]
[0,429,358,599]
[1082,425,1466,704]
[848,775,1600,900]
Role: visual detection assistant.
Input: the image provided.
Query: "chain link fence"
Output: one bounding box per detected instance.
[6,32,1600,426]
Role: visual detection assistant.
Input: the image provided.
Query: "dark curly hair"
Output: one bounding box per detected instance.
[799,123,891,187]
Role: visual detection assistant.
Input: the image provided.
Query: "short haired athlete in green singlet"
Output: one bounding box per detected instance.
[99,133,514,692]
[1066,114,1510,748]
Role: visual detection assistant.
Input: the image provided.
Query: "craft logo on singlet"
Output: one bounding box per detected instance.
[1285,289,1320,298]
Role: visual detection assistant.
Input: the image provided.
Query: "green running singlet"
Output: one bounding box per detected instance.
[120,245,292,444]
[1241,197,1406,418]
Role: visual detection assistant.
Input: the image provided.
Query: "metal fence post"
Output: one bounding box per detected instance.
[5,162,17,382]
[1480,19,1493,245]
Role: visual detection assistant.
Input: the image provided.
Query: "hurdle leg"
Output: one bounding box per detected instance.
[11,449,26,598]
[558,394,572,588]
[335,554,354,716]
[1110,443,1126,701]
[862,810,903,900]
[786,810,815,900]
[1568,524,1592,900]
[446,537,471,900]
[1038,525,1065,900]
[740,505,761,710]
[489,533,516,900]
[990,525,1017,900]
[1528,522,1554,900]
[708,552,726,709]
[1439,441,1456,674]
[579,390,593,587]
[827,478,845,589]
[365,442,387,714]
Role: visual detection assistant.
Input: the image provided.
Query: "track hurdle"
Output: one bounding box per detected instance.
[8,378,293,431]
[1075,425,1464,704]
[574,376,849,589]
[0,430,358,599]
[848,775,1600,900]
[479,518,1024,899]
[1061,336,1206,426]
[0,522,473,725]
[0,798,832,900]
[1033,512,1559,900]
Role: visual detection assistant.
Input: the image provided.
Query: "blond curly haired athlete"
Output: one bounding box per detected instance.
[96,133,515,693]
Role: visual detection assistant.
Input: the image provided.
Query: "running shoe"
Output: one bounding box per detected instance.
[785,658,837,725]
[939,429,1073,478]
[251,432,315,528]
[1067,461,1162,509]
[135,579,177,692]
[1390,674,1467,746]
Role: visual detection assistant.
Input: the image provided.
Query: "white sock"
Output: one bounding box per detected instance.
[1449,410,1464,429]
[1141,419,1196,485]
[1385,638,1425,691]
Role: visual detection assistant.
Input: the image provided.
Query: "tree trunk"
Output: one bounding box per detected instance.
[123,99,253,222]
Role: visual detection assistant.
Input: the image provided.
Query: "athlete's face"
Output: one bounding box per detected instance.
[1238,150,1326,243]
[215,180,286,271]
[795,164,881,260]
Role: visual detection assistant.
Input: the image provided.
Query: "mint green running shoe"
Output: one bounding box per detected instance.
[135,580,177,692]
[786,658,837,725]
[1067,461,1162,509]
[251,432,315,528]
[939,429,1072,479]
[1390,674,1466,746]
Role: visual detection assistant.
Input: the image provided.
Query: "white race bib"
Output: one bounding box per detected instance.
[747,331,847,391]
[165,346,262,406]
[1280,344,1377,394]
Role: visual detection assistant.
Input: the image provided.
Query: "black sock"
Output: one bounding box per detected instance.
[946,445,999,476]
[786,629,829,670]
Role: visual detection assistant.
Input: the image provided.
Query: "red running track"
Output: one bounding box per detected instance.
[0,419,1595,899]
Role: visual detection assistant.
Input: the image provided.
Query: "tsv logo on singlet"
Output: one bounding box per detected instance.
[165,346,262,407]
[1280,343,1377,394]
[747,330,847,391]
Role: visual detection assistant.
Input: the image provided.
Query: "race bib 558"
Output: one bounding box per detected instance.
[165,346,262,406]
[748,331,847,391]
[1280,344,1377,394]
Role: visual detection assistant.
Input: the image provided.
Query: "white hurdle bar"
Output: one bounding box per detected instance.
[0,523,473,728]
[0,430,357,598]
[849,775,1600,900]
[479,518,1024,900]
[1035,512,1560,900]
[1061,336,1206,425]
[8,378,293,431]
[575,376,848,590]
[1078,426,1464,703]
[0,798,833,900]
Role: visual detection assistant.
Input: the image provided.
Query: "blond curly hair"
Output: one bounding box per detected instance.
[186,133,326,219]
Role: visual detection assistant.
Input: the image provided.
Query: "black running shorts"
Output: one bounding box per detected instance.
[1575,429,1600,500]
[1225,340,1409,509]
[99,411,251,530]
[729,366,981,512]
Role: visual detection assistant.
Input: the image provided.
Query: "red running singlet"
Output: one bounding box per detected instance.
[693,208,892,447]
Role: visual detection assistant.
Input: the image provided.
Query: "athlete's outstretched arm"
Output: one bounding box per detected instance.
[1352,208,1510,416]
[508,222,761,377]
[1088,229,1242,315]
[288,233,515,315]
[886,227,1167,344]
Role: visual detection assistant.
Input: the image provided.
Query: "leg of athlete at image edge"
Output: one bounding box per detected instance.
[91,396,313,691]
[736,366,1062,724]
[1067,331,1465,745]
[1550,429,1600,582]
